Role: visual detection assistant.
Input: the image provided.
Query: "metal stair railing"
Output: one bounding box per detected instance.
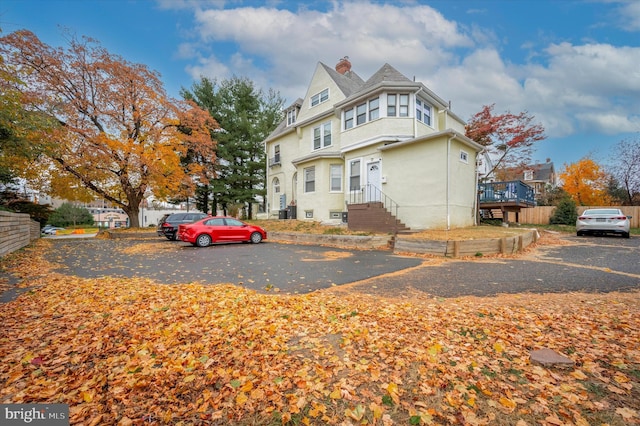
[348,184,399,219]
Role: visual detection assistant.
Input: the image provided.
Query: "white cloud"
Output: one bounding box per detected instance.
[175,0,640,147]
[188,2,475,102]
[615,0,640,31]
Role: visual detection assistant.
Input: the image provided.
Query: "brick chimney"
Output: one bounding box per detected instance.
[336,56,351,75]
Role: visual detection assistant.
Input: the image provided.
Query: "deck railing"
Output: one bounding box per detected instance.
[348,184,399,217]
[478,180,536,206]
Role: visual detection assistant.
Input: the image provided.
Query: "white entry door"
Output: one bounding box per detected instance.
[366,161,381,202]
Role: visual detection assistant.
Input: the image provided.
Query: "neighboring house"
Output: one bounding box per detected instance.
[498,160,556,202]
[264,58,483,231]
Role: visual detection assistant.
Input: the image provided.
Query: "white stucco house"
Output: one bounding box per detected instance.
[264,58,483,232]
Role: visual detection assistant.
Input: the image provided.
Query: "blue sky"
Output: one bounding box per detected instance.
[2,0,639,171]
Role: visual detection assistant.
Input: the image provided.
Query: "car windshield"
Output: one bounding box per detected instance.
[583,209,620,216]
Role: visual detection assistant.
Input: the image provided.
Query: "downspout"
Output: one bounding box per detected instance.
[446,134,454,231]
[413,87,424,137]
[473,152,479,226]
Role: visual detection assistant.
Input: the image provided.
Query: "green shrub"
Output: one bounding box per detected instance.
[549,198,578,225]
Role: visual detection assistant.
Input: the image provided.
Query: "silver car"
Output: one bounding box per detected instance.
[576,208,631,238]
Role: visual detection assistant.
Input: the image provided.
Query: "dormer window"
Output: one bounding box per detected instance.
[311,88,329,107]
[287,109,296,126]
[524,170,533,181]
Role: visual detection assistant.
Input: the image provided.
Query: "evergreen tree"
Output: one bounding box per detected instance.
[182,77,284,219]
[549,198,578,225]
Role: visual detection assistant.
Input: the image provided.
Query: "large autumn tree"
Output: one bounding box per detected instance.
[465,104,545,181]
[181,76,284,219]
[0,30,218,227]
[560,157,610,206]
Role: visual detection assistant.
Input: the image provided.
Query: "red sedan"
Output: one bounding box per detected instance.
[177,216,267,247]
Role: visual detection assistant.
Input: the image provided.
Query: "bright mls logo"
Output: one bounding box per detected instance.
[2,404,68,425]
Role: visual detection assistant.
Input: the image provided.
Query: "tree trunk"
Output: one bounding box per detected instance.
[123,204,140,228]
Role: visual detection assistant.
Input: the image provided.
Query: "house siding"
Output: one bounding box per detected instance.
[264,60,482,228]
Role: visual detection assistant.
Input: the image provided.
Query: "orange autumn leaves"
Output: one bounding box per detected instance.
[0,243,639,425]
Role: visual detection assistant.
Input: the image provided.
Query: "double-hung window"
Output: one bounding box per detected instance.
[311,88,329,107]
[369,97,379,120]
[287,109,296,126]
[313,122,332,150]
[387,94,396,117]
[349,160,361,191]
[344,97,380,130]
[388,94,409,117]
[304,167,315,193]
[330,164,342,192]
[416,99,432,126]
[356,103,367,125]
[344,109,354,130]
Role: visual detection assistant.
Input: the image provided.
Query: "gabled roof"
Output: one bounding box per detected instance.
[501,161,556,182]
[319,63,365,97]
[264,98,303,142]
[528,162,555,181]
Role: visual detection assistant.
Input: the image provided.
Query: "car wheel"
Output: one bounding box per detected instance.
[170,232,178,241]
[622,232,630,239]
[196,234,212,247]
[250,232,263,244]
[165,235,173,240]
[576,231,582,236]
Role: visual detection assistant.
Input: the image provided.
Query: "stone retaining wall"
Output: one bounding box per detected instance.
[101,228,540,257]
[269,232,391,250]
[394,229,539,257]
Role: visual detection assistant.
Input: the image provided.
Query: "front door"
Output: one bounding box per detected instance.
[366,161,382,202]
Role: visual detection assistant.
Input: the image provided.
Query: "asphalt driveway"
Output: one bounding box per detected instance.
[3,234,639,301]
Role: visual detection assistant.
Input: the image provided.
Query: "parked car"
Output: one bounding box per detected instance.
[156,214,171,237]
[158,212,209,240]
[576,208,631,238]
[42,226,65,235]
[178,216,267,247]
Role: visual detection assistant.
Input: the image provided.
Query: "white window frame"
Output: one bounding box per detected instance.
[388,93,409,117]
[304,166,315,193]
[343,96,380,130]
[344,109,354,130]
[369,97,379,120]
[459,150,469,164]
[310,88,329,107]
[273,144,280,164]
[330,164,343,192]
[356,102,367,125]
[524,170,533,181]
[287,109,296,126]
[416,98,432,126]
[349,159,361,191]
[313,122,332,150]
[273,177,280,193]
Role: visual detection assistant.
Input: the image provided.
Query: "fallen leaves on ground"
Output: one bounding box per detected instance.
[0,242,638,425]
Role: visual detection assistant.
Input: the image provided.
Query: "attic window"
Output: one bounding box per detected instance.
[524,170,533,181]
[287,109,296,126]
[311,88,329,107]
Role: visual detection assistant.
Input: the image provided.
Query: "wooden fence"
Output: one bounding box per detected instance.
[515,206,640,228]
[0,211,40,257]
